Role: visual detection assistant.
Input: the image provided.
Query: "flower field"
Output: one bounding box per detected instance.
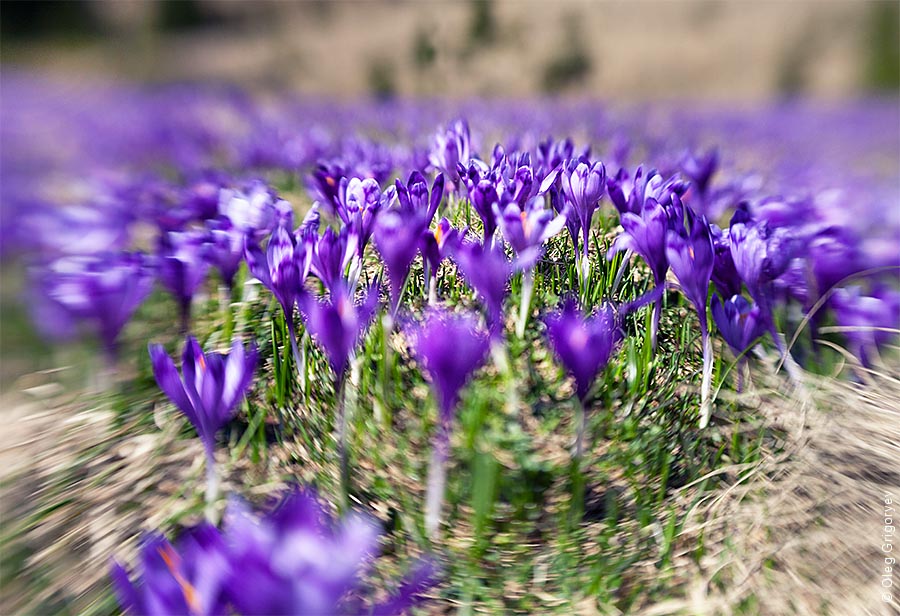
[1,73,898,614]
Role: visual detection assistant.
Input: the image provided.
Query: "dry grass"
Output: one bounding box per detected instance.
[650,350,900,615]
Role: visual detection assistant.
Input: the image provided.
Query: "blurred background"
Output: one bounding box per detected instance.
[2,0,898,101]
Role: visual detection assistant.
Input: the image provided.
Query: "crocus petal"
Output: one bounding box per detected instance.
[149,343,198,426]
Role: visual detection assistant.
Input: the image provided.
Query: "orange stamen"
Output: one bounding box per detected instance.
[157,545,202,615]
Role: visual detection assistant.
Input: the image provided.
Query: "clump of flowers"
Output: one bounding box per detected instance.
[111,489,437,616]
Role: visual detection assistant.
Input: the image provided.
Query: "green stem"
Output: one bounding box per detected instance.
[379,313,394,428]
[515,268,535,338]
[336,373,350,512]
[491,341,517,416]
[699,319,713,429]
[570,396,587,527]
[425,424,450,541]
[220,284,234,342]
[204,449,219,523]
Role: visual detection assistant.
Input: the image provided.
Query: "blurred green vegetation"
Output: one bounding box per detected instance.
[865,1,900,91]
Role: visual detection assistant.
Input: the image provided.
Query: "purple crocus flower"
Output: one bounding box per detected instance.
[709,223,744,299]
[666,208,715,315]
[158,229,212,333]
[429,119,472,190]
[544,299,621,504]
[419,218,466,304]
[204,217,244,291]
[452,240,514,340]
[222,490,379,615]
[308,161,347,215]
[558,159,606,258]
[831,286,900,367]
[409,309,489,537]
[309,225,360,298]
[609,198,670,286]
[337,177,396,256]
[30,250,154,364]
[460,162,501,243]
[711,294,766,357]
[374,207,430,316]
[711,294,765,391]
[728,210,798,310]
[149,336,257,506]
[680,148,719,199]
[535,136,586,180]
[728,209,803,380]
[299,286,378,380]
[217,181,278,241]
[111,524,230,616]
[544,301,621,405]
[395,171,445,226]
[244,206,317,320]
[495,195,566,269]
[606,165,688,217]
[608,197,671,349]
[495,195,566,336]
[665,207,716,427]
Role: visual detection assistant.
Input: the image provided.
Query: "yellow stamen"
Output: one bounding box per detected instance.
[434,225,444,246]
[688,246,695,260]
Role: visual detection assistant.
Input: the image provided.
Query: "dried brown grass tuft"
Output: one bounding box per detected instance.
[648,349,900,616]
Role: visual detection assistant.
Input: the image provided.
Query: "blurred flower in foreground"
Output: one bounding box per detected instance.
[409,309,489,538]
[452,240,514,340]
[111,489,437,616]
[149,336,257,511]
[30,251,155,366]
[544,301,621,407]
[544,300,621,520]
[111,524,229,616]
[831,285,900,368]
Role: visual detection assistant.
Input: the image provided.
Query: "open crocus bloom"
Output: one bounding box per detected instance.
[149,336,257,460]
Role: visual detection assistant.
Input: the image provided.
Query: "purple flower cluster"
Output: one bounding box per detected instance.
[111,489,436,616]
